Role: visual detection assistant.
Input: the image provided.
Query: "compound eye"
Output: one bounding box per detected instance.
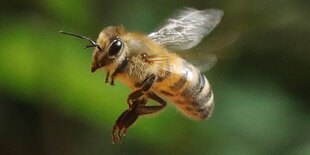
[108,39,123,56]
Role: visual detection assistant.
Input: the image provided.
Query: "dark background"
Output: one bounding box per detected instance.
[1,0,310,154]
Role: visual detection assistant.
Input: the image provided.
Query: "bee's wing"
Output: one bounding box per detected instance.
[181,50,217,72]
[148,8,223,51]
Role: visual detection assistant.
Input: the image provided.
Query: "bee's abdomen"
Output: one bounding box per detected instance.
[178,71,214,120]
[158,59,214,120]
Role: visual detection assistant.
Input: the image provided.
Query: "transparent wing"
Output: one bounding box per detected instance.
[183,30,240,72]
[180,50,217,72]
[148,8,224,51]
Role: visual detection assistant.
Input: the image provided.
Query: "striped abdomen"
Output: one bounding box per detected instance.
[154,57,214,120]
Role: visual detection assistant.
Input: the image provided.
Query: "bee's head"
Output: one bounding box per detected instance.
[91,26,126,72]
[59,25,126,73]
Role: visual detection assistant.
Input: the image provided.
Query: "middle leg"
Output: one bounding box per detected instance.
[136,92,167,115]
[127,74,156,109]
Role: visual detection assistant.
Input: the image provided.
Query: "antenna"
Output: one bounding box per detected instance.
[59,31,102,50]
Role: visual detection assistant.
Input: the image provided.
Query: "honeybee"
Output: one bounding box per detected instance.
[60,8,223,143]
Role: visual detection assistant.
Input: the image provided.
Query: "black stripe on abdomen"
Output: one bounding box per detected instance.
[180,66,213,115]
[181,68,208,104]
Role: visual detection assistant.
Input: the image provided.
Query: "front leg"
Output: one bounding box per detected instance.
[110,57,130,86]
[127,74,156,109]
[105,71,110,84]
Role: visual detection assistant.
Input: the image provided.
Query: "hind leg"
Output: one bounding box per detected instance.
[111,108,139,143]
[112,98,146,143]
[111,93,167,143]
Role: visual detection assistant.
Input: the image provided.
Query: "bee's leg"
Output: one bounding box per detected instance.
[147,92,166,106]
[105,71,110,84]
[112,99,144,143]
[111,109,130,143]
[135,92,167,115]
[127,74,156,109]
[112,109,139,143]
[110,57,130,86]
[112,94,165,143]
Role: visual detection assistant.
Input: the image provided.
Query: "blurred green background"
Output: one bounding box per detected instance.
[1,0,310,154]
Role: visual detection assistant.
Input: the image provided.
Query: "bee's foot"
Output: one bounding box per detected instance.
[111,79,115,86]
[105,71,110,84]
[122,129,128,136]
[111,124,130,144]
[111,108,139,144]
